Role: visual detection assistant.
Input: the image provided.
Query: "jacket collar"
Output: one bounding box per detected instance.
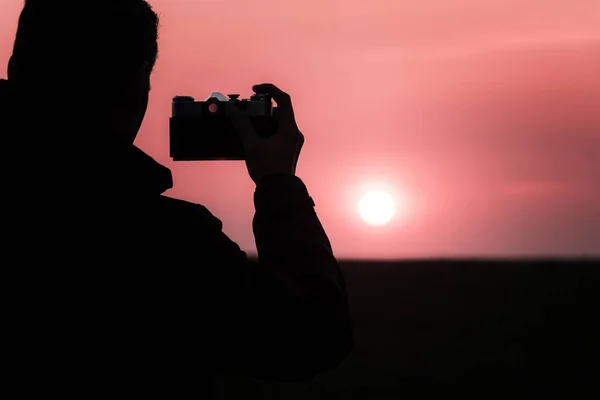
[0,78,173,196]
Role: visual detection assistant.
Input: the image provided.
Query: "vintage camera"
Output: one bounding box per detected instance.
[169,92,278,161]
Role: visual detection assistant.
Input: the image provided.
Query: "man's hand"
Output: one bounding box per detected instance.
[232,83,304,185]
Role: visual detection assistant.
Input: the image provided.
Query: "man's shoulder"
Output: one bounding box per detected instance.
[151,194,223,232]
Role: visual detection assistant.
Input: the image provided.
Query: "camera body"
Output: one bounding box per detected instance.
[169,92,278,161]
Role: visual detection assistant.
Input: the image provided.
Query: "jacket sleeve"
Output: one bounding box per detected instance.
[206,174,354,382]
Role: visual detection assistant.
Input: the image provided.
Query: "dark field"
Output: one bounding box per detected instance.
[217,259,600,399]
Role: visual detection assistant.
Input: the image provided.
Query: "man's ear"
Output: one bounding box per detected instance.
[126,62,151,97]
[139,61,152,91]
[7,56,18,80]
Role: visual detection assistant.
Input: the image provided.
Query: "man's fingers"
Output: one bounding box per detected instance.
[253,83,291,108]
[254,83,297,129]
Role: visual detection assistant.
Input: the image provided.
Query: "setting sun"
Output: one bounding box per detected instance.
[358,190,396,226]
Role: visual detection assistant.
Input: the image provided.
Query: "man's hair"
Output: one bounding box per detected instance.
[11,0,159,90]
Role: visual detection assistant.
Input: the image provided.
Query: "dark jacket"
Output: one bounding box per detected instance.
[0,79,353,398]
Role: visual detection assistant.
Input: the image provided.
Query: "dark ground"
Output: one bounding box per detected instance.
[216,259,599,399]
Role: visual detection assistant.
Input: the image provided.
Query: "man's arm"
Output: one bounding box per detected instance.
[205,174,353,382]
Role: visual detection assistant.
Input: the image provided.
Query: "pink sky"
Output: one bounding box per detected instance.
[2,0,599,258]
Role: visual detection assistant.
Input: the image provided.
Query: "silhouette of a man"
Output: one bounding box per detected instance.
[0,1,353,398]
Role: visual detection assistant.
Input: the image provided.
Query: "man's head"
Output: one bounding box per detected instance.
[8,0,160,142]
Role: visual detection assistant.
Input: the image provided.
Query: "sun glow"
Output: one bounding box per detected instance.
[358,190,396,226]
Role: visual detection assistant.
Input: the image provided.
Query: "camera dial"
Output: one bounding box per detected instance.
[251,93,270,101]
[173,96,195,103]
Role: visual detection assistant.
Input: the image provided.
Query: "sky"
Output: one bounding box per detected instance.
[1,0,599,259]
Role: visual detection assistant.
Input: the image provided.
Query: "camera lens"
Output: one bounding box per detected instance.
[208,102,219,113]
